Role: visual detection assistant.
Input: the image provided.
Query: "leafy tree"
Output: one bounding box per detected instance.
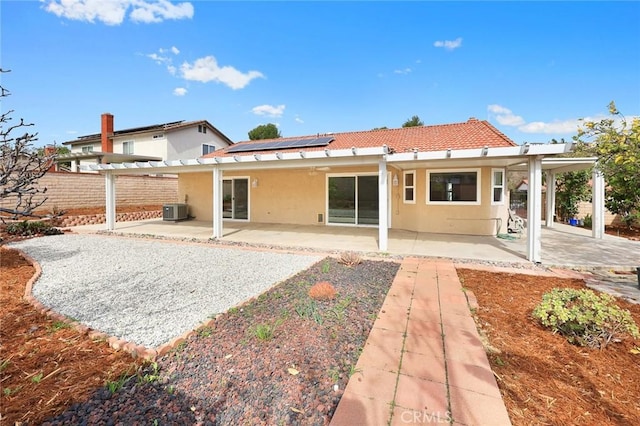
[248,123,281,140]
[402,115,424,128]
[555,170,591,222]
[372,126,388,130]
[575,102,640,226]
[549,138,591,222]
[1,69,58,221]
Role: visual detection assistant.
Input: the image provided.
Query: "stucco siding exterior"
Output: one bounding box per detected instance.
[167,126,230,160]
[177,165,509,236]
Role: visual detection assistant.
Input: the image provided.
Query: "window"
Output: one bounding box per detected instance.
[198,124,207,133]
[492,169,505,205]
[403,170,416,203]
[81,146,93,153]
[122,141,134,155]
[202,144,216,155]
[427,169,480,204]
[152,133,164,139]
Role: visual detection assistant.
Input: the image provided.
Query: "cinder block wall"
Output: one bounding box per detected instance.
[0,172,178,213]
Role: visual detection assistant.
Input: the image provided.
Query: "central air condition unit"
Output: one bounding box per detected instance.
[163,203,188,221]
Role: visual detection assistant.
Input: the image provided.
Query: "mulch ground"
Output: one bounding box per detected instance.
[0,246,142,425]
[458,269,640,425]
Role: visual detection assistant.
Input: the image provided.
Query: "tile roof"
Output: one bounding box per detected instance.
[203,118,516,158]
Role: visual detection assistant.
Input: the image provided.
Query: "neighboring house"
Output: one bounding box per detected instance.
[59,113,232,172]
[89,117,600,262]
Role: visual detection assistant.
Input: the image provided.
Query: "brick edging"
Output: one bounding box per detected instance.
[17,247,216,362]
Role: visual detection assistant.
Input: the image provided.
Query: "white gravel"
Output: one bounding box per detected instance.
[10,234,322,348]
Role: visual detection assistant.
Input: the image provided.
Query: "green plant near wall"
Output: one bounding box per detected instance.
[555,170,591,222]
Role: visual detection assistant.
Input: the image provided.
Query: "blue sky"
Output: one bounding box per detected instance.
[2,1,639,148]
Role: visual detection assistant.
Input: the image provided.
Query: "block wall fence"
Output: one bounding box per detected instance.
[0,172,178,213]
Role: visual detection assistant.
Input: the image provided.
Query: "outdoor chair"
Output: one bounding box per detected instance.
[507,209,525,235]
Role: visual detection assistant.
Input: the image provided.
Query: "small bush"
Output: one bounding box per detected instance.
[6,220,63,236]
[309,281,337,301]
[338,251,362,267]
[583,214,592,229]
[532,288,639,349]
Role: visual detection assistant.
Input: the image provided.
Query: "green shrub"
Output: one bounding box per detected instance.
[6,220,63,236]
[532,288,639,348]
[583,214,592,229]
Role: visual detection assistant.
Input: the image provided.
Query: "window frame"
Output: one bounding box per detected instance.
[403,170,416,204]
[81,146,93,153]
[122,140,134,155]
[202,144,216,156]
[491,168,505,205]
[426,168,481,205]
[198,124,207,134]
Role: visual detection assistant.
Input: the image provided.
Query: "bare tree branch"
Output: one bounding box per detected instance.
[1,68,60,222]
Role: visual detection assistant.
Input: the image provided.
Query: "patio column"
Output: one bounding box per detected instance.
[592,168,605,239]
[378,158,388,251]
[526,156,543,263]
[212,167,223,239]
[545,171,556,228]
[105,172,116,230]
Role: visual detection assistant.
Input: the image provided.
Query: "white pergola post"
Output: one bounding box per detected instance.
[378,158,388,251]
[527,156,543,263]
[545,171,556,228]
[105,172,116,230]
[212,167,223,239]
[592,168,605,239]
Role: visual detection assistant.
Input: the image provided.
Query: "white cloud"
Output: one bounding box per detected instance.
[42,0,193,25]
[167,65,176,75]
[434,37,463,51]
[394,68,412,75]
[180,56,264,90]
[147,52,170,64]
[295,117,304,124]
[518,120,580,134]
[487,104,525,126]
[171,46,180,55]
[173,87,187,96]
[252,104,285,118]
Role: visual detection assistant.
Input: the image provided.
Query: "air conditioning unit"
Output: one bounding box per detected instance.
[163,203,188,221]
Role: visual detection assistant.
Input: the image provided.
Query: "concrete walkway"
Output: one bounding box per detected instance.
[331,258,511,426]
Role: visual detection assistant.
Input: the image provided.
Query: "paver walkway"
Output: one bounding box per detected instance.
[331,258,511,426]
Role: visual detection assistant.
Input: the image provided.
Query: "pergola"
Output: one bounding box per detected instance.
[88,142,602,263]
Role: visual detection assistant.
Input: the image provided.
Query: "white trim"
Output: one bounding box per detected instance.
[378,159,388,251]
[545,171,556,228]
[212,168,223,238]
[202,143,216,156]
[122,140,134,155]
[426,168,481,206]
[326,172,380,226]
[222,176,251,221]
[105,173,116,230]
[527,157,543,262]
[592,169,605,239]
[491,168,505,205]
[403,170,416,204]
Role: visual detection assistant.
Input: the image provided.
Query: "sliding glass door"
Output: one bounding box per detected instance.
[328,175,379,225]
[222,178,248,220]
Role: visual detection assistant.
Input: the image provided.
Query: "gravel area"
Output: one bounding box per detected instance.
[10,234,322,347]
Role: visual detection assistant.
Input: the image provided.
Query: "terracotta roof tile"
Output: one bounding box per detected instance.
[204,118,516,158]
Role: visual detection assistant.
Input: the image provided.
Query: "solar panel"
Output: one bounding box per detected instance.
[226,137,334,153]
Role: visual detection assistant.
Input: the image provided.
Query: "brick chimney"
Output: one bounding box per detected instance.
[101,113,114,153]
[43,145,57,172]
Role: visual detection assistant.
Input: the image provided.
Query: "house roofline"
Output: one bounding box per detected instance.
[86,143,581,174]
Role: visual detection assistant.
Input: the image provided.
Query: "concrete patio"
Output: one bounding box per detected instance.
[69,219,639,269]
